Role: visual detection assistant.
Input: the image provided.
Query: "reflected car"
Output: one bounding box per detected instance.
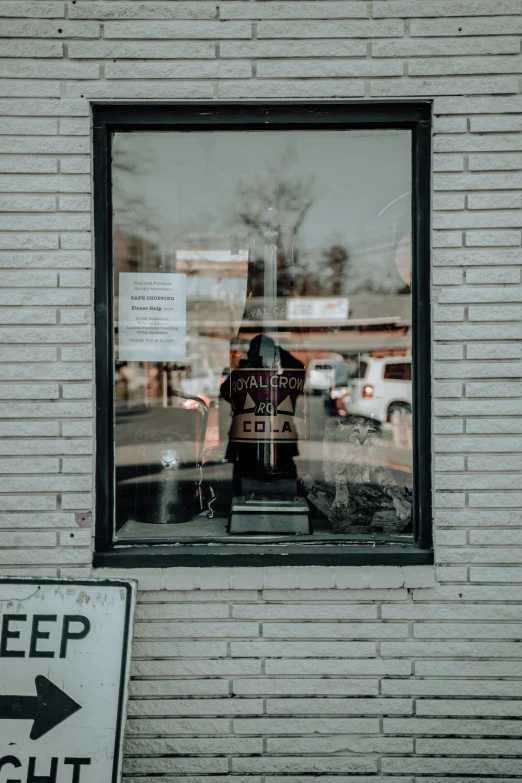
[306,359,341,394]
[323,361,351,417]
[344,355,411,423]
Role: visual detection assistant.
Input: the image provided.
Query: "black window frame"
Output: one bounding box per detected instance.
[93,101,432,569]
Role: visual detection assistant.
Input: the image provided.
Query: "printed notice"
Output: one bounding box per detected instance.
[118,272,186,362]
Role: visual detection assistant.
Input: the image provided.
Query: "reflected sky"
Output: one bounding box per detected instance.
[113,129,412,295]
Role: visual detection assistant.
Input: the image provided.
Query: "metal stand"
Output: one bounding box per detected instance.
[228,495,311,534]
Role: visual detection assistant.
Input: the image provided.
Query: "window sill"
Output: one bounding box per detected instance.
[93,542,433,570]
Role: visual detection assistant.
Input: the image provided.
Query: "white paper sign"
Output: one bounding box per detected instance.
[0,579,135,783]
[287,297,349,321]
[118,272,186,362]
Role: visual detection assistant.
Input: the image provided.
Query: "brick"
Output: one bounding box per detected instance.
[469,493,522,507]
[434,418,463,433]
[466,343,522,359]
[433,344,464,360]
[0,236,58,250]
[467,417,522,432]
[233,678,379,696]
[221,3,369,19]
[435,456,465,471]
[0,512,75,529]
[383,679,522,696]
[468,304,522,319]
[466,382,522,397]
[61,421,93,437]
[411,17,522,36]
[467,193,521,209]
[0,63,99,80]
[60,157,91,174]
[135,603,229,619]
[219,81,365,98]
[105,61,251,79]
[470,153,522,170]
[125,737,261,755]
[70,3,218,20]
[131,659,261,676]
[432,269,463,285]
[0,421,58,436]
[104,21,251,38]
[434,493,466,507]
[435,172,522,190]
[1,21,100,37]
[433,194,466,211]
[257,20,404,37]
[0,157,58,173]
[233,640,376,657]
[466,268,520,284]
[69,41,216,58]
[382,641,522,657]
[414,622,522,637]
[267,737,413,754]
[373,37,520,56]
[0,41,63,56]
[134,620,257,638]
[434,249,522,266]
[473,561,522,578]
[0,118,57,135]
[470,115,522,132]
[263,622,407,638]
[123,758,229,775]
[410,55,522,76]
[233,603,376,619]
[0,196,55,212]
[436,211,522,228]
[433,305,464,320]
[0,496,57,511]
[62,383,93,399]
[266,699,411,715]
[372,77,518,97]
[439,287,522,304]
[127,698,263,716]
[433,154,464,171]
[265,659,410,675]
[0,174,90,192]
[67,81,213,99]
[221,40,367,57]
[374,0,520,16]
[232,756,377,774]
[0,308,56,325]
[418,738,522,756]
[126,717,230,735]
[129,679,228,697]
[436,134,522,152]
[0,81,60,98]
[433,231,462,247]
[416,699,522,716]
[257,60,402,77]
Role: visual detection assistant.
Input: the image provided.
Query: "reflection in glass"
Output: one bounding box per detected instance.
[112,129,413,542]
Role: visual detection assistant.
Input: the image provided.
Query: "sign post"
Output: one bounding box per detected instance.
[0,579,135,783]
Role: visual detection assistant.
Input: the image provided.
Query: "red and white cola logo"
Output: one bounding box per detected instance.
[229,368,305,443]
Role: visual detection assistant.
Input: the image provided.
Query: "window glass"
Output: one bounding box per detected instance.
[112,129,413,542]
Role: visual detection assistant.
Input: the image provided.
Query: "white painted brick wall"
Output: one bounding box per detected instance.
[1,0,521,777]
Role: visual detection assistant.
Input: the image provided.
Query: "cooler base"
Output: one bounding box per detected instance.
[228,496,311,534]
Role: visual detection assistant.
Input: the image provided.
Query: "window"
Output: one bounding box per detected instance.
[94,103,432,567]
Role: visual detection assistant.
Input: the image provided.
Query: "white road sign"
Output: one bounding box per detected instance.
[0,579,135,783]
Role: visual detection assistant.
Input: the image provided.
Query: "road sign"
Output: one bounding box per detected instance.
[0,579,135,783]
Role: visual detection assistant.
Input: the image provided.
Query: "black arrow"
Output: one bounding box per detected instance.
[0,675,81,740]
